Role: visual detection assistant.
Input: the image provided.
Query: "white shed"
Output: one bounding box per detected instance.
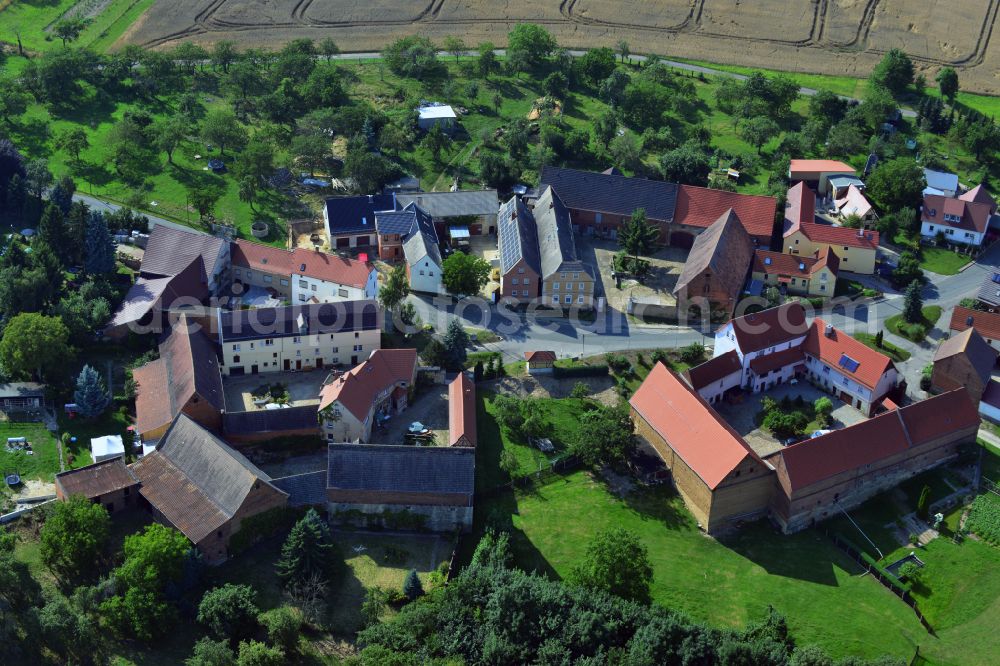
[90,435,124,463]
[417,103,457,133]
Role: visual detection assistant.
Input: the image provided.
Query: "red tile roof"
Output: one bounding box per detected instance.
[950,306,1000,342]
[749,346,804,375]
[133,359,172,436]
[232,240,374,289]
[773,389,979,492]
[959,184,996,209]
[630,364,759,489]
[448,373,477,447]
[783,182,815,235]
[674,185,777,241]
[789,159,856,175]
[685,351,742,391]
[318,349,418,419]
[792,222,880,250]
[727,302,809,354]
[525,351,557,362]
[921,194,993,234]
[802,318,894,389]
[753,250,819,278]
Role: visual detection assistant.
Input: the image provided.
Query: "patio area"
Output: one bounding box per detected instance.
[222,370,327,412]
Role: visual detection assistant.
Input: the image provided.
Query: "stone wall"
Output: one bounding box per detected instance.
[328,501,473,533]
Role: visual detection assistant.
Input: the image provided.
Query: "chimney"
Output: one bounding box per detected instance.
[367,194,373,203]
[967,315,974,326]
[825,323,834,338]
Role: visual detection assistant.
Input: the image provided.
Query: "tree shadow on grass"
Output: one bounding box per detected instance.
[617,480,692,531]
[72,159,116,188]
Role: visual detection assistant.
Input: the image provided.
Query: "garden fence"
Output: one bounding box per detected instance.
[476,454,582,500]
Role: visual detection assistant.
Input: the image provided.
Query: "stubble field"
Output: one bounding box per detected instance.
[118,0,1000,94]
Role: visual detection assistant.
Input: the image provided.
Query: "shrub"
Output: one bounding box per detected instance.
[678,343,706,365]
[570,381,590,399]
[605,353,631,374]
[762,410,808,440]
[258,606,303,653]
[898,561,920,581]
[650,349,670,368]
[197,584,259,642]
[966,494,1000,544]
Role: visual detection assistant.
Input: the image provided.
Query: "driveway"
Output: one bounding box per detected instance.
[222,371,326,412]
[576,236,686,312]
[376,383,450,446]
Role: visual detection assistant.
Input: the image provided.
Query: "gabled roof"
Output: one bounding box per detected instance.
[130,415,285,544]
[726,302,809,354]
[395,190,498,218]
[773,390,979,492]
[403,221,442,269]
[534,186,590,279]
[783,182,815,236]
[950,305,1000,342]
[675,185,777,241]
[108,259,210,331]
[835,185,873,219]
[375,209,417,235]
[789,159,856,175]
[960,184,996,208]
[140,225,225,282]
[685,351,742,391]
[921,194,992,234]
[232,240,374,289]
[497,195,541,275]
[327,443,475,496]
[324,194,394,235]
[749,346,804,375]
[55,457,137,500]
[802,318,894,390]
[271,471,327,507]
[674,209,754,306]
[134,316,224,436]
[540,165,678,223]
[318,348,418,419]
[448,373,477,447]
[524,350,557,362]
[218,301,380,342]
[753,250,832,278]
[629,363,760,490]
[933,327,998,387]
[924,169,959,193]
[975,274,1000,308]
[791,222,880,250]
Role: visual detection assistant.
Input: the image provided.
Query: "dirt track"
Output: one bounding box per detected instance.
[121,0,1000,94]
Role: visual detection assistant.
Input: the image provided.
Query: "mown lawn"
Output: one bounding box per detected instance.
[500,471,929,662]
[0,420,92,482]
[919,247,971,275]
[886,306,943,342]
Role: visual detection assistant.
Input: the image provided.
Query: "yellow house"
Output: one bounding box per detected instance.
[782,182,879,275]
[752,249,839,299]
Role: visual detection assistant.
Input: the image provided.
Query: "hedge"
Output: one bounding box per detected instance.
[553,364,609,379]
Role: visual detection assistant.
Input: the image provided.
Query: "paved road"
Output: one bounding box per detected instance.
[333,49,917,118]
[73,193,204,235]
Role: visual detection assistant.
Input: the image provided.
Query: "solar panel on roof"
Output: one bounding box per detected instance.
[838,354,860,372]
[991,273,1000,284]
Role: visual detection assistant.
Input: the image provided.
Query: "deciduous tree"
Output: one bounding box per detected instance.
[441,251,490,297]
[569,528,653,604]
[55,127,89,164]
[39,496,110,581]
[198,584,259,642]
[0,312,74,382]
[936,67,959,103]
[871,49,914,97]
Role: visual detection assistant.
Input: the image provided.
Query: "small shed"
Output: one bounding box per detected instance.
[91,435,125,463]
[0,383,45,411]
[417,103,457,133]
[525,351,557,374]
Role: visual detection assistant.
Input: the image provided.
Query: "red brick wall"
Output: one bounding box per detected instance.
[182,394,223,433]
[675,273,738,316]
[932,356,988,403]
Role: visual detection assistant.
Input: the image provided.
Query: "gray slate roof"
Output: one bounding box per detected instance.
[535,187,591,280]
[223,406,319,436]
[0,382,45,399]
[375,209,417,236]
[673,208,755,304]
[403,224,442,269]
[271,471,327,507]
[977,271,1000,307]
[218,300,380,342]
[327,444,475,495]
[140,225,224,282]
[396,190,499,218]
[540,165,678,222]
[498,195,541,274]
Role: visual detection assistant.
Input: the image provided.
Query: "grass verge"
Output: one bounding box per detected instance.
[919,247,971,275]
[853,333,912,362]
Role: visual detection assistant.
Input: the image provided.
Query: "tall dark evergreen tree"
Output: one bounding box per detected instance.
[37,203,68,264]
[402,569,424,601]
[275,508,335,587]
[73,365,110,419]
[85,211,116,274]
[902,280,923,324]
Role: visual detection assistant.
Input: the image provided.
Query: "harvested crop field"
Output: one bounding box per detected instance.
[121,0,1000,94]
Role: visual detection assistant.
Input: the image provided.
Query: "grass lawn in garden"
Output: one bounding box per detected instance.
[495,470,929,662]
[0,420,83,481]
[57,409,131,468]
[0,0,78,53]
[853,333,912,362]
[919,247,971,275]
[886,306,942,342]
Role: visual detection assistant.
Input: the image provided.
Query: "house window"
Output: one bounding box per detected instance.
[565,282,573,291]
[523,278,530,284]
[429,272,434,276]
[264,339,274,346]
[331,347,338,353]
[353,344,363,351]
[233,355,241,363]
[573,273,578,279]
[579,283,585,290]
[560,273,566,279]
[298,294,307,302]
[246,271,253,279]
[564,295,572,304]
[293,336,301,344]
[233,344,241,351]
[296,350,301,357]
[577,296,584,304]
[843,246,848,250]
[299,280,308,288]
[512,278,519,285]
[595,212,603,223]
[311,284,317,291]
[354,332,359,338]
[790,278,796,285]
[280,278,289,286]
[552,296,559,304]
[553,282,560,290]
[234,269,241,277]
[420,270,425,276]
[263,275,273,283]
[820,284,826,291]
[518,267,525,274]
[339,288,348,297]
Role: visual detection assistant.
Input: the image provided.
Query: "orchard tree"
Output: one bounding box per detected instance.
[201,108,247,156]
[477,42,500,79]
[39,496,110,581]
[238,177,258,212]
[55,127,89,163]
[0,313,74,382]
[862,84,897,131]
[658,142,711,186]
[153,116,187,164]
[442,251,490,297]
[507,23,556,71]
[74,365,111,419]
[319,37,340,62]
[936,67,959,103]
[443,36,466,62]
[54,18,87,47]
[570,402,635,466]
[738,116,780,154]
[569,528,653,604]
[383,36,440,79]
